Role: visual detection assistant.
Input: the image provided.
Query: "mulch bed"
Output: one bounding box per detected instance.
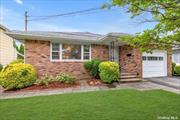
[4,81,80,93]
[87,79,103,86]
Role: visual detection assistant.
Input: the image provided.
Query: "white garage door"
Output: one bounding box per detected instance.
[143,51,167,78]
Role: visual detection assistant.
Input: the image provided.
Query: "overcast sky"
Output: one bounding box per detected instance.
[0,0,156,34]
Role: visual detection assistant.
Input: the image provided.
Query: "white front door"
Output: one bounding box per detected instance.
[143,51,167,78]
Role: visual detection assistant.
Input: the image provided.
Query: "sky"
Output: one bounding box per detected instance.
[0,0,156,35]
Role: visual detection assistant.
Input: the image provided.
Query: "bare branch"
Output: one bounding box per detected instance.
[139,19,159,23]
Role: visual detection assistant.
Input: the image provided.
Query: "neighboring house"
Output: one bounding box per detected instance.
[0,24,17,66]
[6,31,172,80]
[172,48,180,65]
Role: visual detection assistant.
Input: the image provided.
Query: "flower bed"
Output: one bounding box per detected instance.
[4,81,80,93]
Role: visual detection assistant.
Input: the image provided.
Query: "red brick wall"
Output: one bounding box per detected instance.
[119,45,142,78]
[91,44,109,60]
[25,40,109,79]
[25,40,171,79]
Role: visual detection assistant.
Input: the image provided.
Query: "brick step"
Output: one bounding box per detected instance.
[119,78,142,82]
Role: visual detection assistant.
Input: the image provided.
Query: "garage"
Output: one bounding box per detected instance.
[143,51,167,78]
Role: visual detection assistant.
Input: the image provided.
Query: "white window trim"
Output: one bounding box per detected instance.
[50,42,91,62]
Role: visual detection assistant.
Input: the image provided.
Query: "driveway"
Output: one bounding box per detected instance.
[145,77,180,90]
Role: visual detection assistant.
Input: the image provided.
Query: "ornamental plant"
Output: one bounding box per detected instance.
[0,63,37,90]
[84,59,102,78]
[2,59,24,72]
[99,61,119,83]
[0,64,3,72]
[35,74,54,86]
[56,73,75,84]
[172,62,176,75]
[10,59,24,64]
[174,65,180,76]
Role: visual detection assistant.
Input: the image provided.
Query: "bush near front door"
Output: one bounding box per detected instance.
[84,59,102,78]
[99,61,120,83]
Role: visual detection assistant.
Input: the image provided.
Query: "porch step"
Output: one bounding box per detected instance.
[119,72,141,82]
[121,72,137,76]
[120,78,142,82]
[120,75,137,79]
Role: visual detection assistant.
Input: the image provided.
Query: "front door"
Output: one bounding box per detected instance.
[109,41,119,64]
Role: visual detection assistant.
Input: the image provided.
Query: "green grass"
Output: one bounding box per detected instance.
[0,89,180,120]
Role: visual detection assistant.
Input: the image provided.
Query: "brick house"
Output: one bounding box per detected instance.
[6,31,172,81]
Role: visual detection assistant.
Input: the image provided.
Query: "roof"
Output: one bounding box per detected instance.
[5,30,130,44]
[0,24,9,31]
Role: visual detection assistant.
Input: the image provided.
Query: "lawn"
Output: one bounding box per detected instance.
[0,89,179,120]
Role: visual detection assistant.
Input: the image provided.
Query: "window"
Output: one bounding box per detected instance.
[148,56,158,61]
[51,43,60,60]
[62,44,81,60]
[83,45,90,60]
[51,43,91,61]
[173,53,180,64]
[142,56,146,61]
[143,56,164,61]
[158,57,163,61]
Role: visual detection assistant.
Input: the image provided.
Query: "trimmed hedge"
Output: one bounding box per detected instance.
[174,65,180,76]
[0,63,37,90]
[10,59,24,64]
[99,61,119,83]
[0,64,3,72]
[84,59,102,78]
[172,62,176,75]
[2,59,24,72]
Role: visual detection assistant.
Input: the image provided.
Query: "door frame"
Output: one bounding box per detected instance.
[109,41,119,64]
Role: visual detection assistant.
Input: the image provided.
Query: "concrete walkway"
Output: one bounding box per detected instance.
[0,80,179,99]
[145,77,180,89]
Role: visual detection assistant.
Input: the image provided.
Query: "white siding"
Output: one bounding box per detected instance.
[173,53,180,65]
[0,28,17,66]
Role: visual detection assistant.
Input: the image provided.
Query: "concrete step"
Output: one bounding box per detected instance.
[121,72,137,76]
[120,75,137,79]
[119,78,142,82]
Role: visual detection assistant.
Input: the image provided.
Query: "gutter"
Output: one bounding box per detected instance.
[5,31,131,44]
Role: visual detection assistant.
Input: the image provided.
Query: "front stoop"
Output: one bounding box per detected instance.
[119,72,142,82]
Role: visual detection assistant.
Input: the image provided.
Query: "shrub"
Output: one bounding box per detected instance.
[0,64,3,72]
[56,73,75,84]
[84,59,102,78]
[35,74,54,86]
[10,59,24,64]
[2,59,24,72]
[0,63,37,90]
[99,61,119,83]
[172,62,176,75]
[174,65,180,76]
[84,61,93,71]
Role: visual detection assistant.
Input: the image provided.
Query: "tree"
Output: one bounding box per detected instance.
[103,0,180,52]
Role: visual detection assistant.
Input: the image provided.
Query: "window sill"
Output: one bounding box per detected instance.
[50,60,90,63]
